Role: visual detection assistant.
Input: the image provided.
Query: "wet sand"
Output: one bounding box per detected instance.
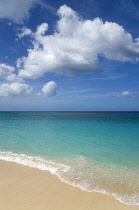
[0,160,138,210]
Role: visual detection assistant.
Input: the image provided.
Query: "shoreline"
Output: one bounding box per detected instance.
[0,160,138,210]
[0,151,138,206]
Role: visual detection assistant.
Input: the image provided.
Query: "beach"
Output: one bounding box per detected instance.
[0,160,138,210]
[0,112,138,208]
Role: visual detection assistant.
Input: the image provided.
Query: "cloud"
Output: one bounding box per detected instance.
[118,90,139,97]
[0,0,39,23]
[18,27,32,39]
[17,5,139,79]
[0,64,22,82]
[0,83,32,97]
[42,81,57,97]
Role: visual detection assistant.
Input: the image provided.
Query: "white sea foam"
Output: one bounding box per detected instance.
[0,151,70,173]
[0,151,138,206]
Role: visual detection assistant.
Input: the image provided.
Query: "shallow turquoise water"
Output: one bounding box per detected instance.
[0,112,138,204]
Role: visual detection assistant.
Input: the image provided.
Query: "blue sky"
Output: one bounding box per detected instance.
[0,0,139,111]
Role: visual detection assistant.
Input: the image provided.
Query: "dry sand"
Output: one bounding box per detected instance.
[0,160,138,210]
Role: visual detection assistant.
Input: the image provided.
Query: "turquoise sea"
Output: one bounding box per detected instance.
[0,111,138,205]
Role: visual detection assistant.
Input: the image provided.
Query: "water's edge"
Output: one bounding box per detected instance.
[0,151,138,206]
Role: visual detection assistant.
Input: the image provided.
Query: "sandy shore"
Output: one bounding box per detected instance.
[0,160,138,210]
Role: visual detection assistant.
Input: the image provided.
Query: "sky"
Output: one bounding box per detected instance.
[0,0,139,111]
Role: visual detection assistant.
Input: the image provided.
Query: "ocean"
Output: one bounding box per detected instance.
[0,111,138,205]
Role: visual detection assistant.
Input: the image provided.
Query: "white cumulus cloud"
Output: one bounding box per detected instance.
[0,64,22,82]
[0,0,40,23]
[42,81,57,97]
[0,83,32,97]
[18,27,32,39]
[17,5,139,79]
